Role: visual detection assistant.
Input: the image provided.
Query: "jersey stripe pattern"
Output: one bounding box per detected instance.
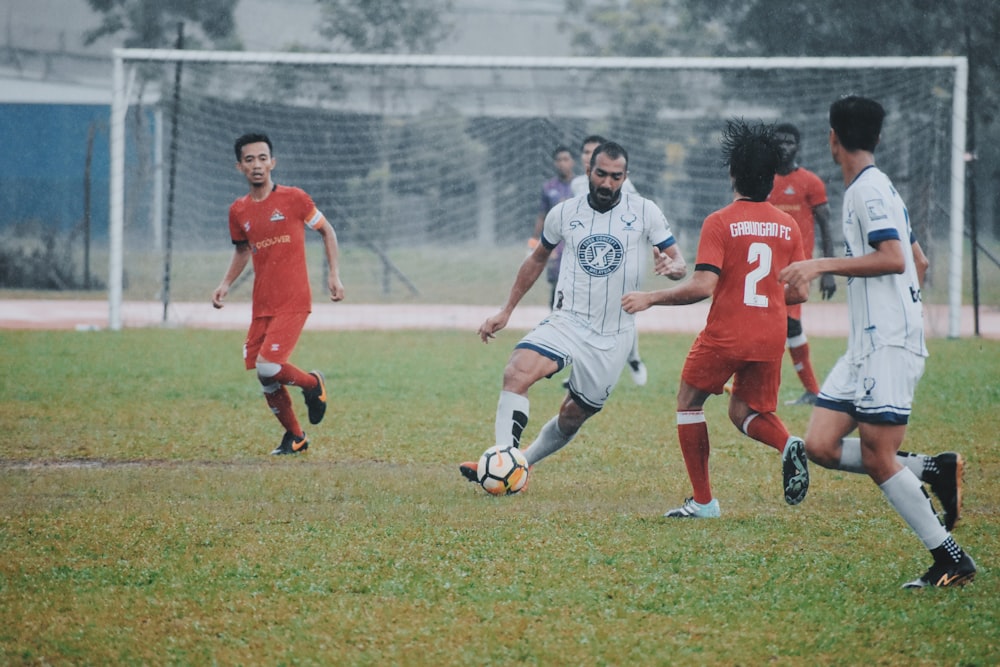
[841,166,928,361]
[542,192,675,336]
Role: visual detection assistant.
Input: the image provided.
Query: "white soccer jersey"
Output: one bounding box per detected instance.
[841,166,928,361]
[542,192,675,336]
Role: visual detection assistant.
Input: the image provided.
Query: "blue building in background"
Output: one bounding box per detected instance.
[1,102,110,235]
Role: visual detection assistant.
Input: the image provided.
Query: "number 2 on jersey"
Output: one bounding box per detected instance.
[743,242,772,308]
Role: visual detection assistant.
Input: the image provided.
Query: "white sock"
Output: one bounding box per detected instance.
[523,416,574,466]
[495,390,530,448]
[879,468,948,550]
[839,438,929,479]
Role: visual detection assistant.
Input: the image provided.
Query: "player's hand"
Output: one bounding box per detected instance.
[211,286,227,309]
[778,260,818,290]
[819,273,836,300]
[654,249,687,280]
[621,291,652,314]
[478,312,510,343]
[328,277,345,302]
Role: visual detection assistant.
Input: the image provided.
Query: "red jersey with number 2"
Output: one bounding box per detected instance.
[695,199,805,361]
[228,185,324,317]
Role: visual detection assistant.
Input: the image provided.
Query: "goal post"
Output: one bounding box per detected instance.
[109,49,967,335]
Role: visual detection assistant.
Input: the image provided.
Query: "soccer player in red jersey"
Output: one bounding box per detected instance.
[623,119,810,517]
[212,132,345,455]
[768,123,836,406]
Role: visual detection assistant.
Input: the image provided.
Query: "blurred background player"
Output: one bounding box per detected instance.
[212,132,345,455]
[780,96,974,588]
[531,145,576,308]
[623,119,811,518]
[461,142,686,486]
[769,122,836,405]
[572,135,648,386]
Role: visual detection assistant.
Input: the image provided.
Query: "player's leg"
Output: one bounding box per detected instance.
[785,313,820,405]
[626,334,647,386]
[522,394,593,467]
[257,312,327,425]
[728,358,808,505]
[663,379,720,518]
[459,346,560,483]
[860,421,976,588]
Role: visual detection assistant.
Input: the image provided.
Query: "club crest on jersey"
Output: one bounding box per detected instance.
[270,209,285,222]
[577,234,624,277]
[783,185,796,195]
[620,212,637,229]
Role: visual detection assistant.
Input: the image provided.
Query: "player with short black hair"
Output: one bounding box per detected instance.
[780,96,974,588]
[213,132,345,455]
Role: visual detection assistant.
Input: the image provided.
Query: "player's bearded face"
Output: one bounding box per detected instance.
[587,153,627,209]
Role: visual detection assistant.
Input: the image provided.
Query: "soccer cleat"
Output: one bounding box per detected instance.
[782,437,809,505]
[902,552,976,589]
[785,391,818,406]
[271,431,309,455]
[459,461,478,482]
[928,452,963,531]
[302,370,328,425]
[663,497,720,518]
[628,358,648,386]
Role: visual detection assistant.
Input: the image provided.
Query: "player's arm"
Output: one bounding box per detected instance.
[529,212,545,249]
[912,237,929,287]
[780,237,906,288]
[212,242,251,308]
[479,242,552,343]
[622,267,716,314]
[813,202,837,299]
[316,219,345,302]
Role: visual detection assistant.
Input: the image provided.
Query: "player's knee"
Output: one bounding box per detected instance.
[256,359,282,391]
[787,317,803,339]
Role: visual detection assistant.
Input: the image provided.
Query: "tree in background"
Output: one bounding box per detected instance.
[84,0,240,49]
[316,0,454,54]
[563,0,1000,235]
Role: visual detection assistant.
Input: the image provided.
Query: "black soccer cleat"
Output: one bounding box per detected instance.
[302,370,328,425]
[902,551,976,589]
[927,452,963,531]
[271,431,309,456]
[459,461,478,483]
[782,437,809,506]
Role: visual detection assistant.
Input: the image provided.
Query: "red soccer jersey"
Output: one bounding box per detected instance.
[695,199,805,361]
[228,185,324,317]
[768,168,827,259]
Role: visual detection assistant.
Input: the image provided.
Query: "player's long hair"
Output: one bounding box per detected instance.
[721,119,781,202]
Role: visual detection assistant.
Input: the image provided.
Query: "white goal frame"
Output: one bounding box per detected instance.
[109,50,968,334]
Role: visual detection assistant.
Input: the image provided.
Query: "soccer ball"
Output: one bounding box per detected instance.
[477,444,529,496]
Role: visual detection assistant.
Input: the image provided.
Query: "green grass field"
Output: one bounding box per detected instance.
[1,328,997,665]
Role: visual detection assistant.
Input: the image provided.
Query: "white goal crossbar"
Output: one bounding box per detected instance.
[109,50,968,334]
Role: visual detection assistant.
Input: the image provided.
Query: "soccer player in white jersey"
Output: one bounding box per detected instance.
[570,135,647,386]
[459,141,687,486]
[780,96,975,588]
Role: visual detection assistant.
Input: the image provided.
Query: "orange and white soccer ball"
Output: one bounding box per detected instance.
[477,444,529,496]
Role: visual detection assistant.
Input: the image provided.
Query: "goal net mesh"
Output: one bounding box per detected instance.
[114,54,960,311]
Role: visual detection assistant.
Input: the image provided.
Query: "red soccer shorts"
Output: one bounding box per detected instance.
[243,311,309,370]
[681,334,782,414]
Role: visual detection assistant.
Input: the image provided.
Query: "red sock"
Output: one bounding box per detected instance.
[271,363,317,390]
[742,412,790,452]
[788,343,820,395]
[264,386,303,437]
[677,411,713,505]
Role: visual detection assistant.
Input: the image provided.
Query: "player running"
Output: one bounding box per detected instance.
[623,119,811,517]
[780,96,974,588]
[459,141,687,487]
[212,132,345,455]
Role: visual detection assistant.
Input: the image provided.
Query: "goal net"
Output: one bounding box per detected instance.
[109,51,967,334]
